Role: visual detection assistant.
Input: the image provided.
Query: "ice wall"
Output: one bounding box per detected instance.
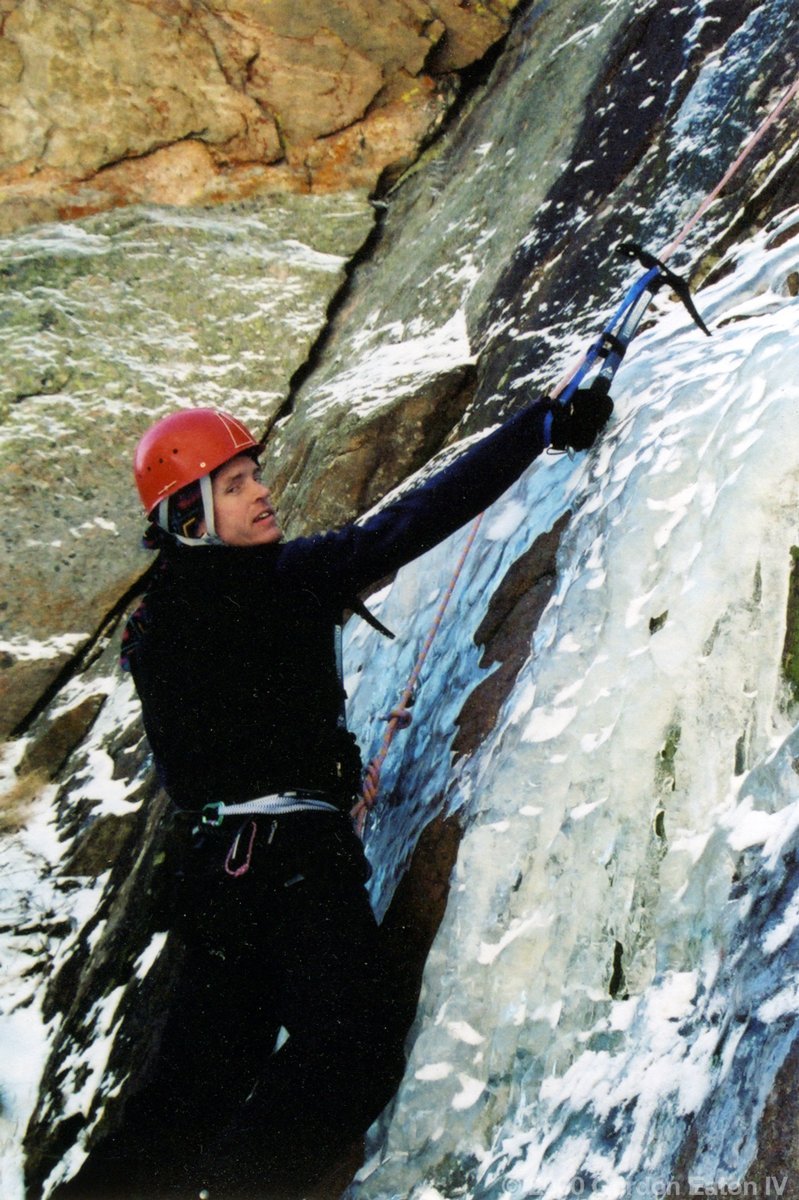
[344,212,799,1197]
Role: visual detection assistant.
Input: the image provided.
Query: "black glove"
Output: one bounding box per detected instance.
[549,378,614,451]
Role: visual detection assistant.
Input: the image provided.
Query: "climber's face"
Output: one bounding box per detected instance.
[209,455,283,547]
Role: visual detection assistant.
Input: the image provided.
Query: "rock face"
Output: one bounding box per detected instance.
[3,2,799,1200]
[0,192,376,740]
[0,0,517,233]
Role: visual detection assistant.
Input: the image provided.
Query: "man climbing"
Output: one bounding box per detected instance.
[55,385,611,1200]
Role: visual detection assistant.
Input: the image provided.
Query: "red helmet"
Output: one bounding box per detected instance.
[134,408,262,515]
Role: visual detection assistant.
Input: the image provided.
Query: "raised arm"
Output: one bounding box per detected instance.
[278,387,612,600]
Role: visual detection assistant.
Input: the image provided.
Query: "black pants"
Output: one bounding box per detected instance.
[54,810,407,1199]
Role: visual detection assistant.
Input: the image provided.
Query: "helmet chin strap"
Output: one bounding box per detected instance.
[157,474,224,547]
[199,474,218,540]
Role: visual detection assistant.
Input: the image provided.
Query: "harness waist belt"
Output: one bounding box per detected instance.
[201,792,339,826]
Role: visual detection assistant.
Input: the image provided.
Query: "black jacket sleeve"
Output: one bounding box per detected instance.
[276,396,552,600]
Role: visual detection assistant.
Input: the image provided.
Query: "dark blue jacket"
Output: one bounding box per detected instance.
[123,399,552,811]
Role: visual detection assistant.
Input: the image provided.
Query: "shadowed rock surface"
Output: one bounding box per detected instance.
[0,193,376,739]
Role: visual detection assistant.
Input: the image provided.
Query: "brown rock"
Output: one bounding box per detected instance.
[381,810,463,1028]
[746,1033,799,1200]
[0,654,85,742]
[427,0,510,71]
[240,24,385,144]
[19,691,107,778]
[62,809,140,877]
[0,542,139,741]
[76,140,231,211]
[269,362,478,534]
[300,73,455,192]
[0,0,518,231]
[452,512,572,760]
[0,1,277,176]
[214,0,445,79]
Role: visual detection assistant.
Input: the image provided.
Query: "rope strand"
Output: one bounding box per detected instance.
[351,513,484,835]
[550,71,799,402]
[659,72,799,260]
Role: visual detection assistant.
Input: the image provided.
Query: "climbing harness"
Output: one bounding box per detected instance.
[202,792,337,877]
[200,793,339,878]
[352,71,799,836]
[200,792,339,827]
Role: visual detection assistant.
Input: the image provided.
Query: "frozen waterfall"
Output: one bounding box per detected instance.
[344,208,799,1198]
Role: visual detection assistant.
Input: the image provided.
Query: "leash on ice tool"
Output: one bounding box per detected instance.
[352,71,799,837]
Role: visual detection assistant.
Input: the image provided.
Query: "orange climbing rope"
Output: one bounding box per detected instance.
[549,70,799,401]
[659,72,799,261]
[351,512,484,835]
[351,70,799,837]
